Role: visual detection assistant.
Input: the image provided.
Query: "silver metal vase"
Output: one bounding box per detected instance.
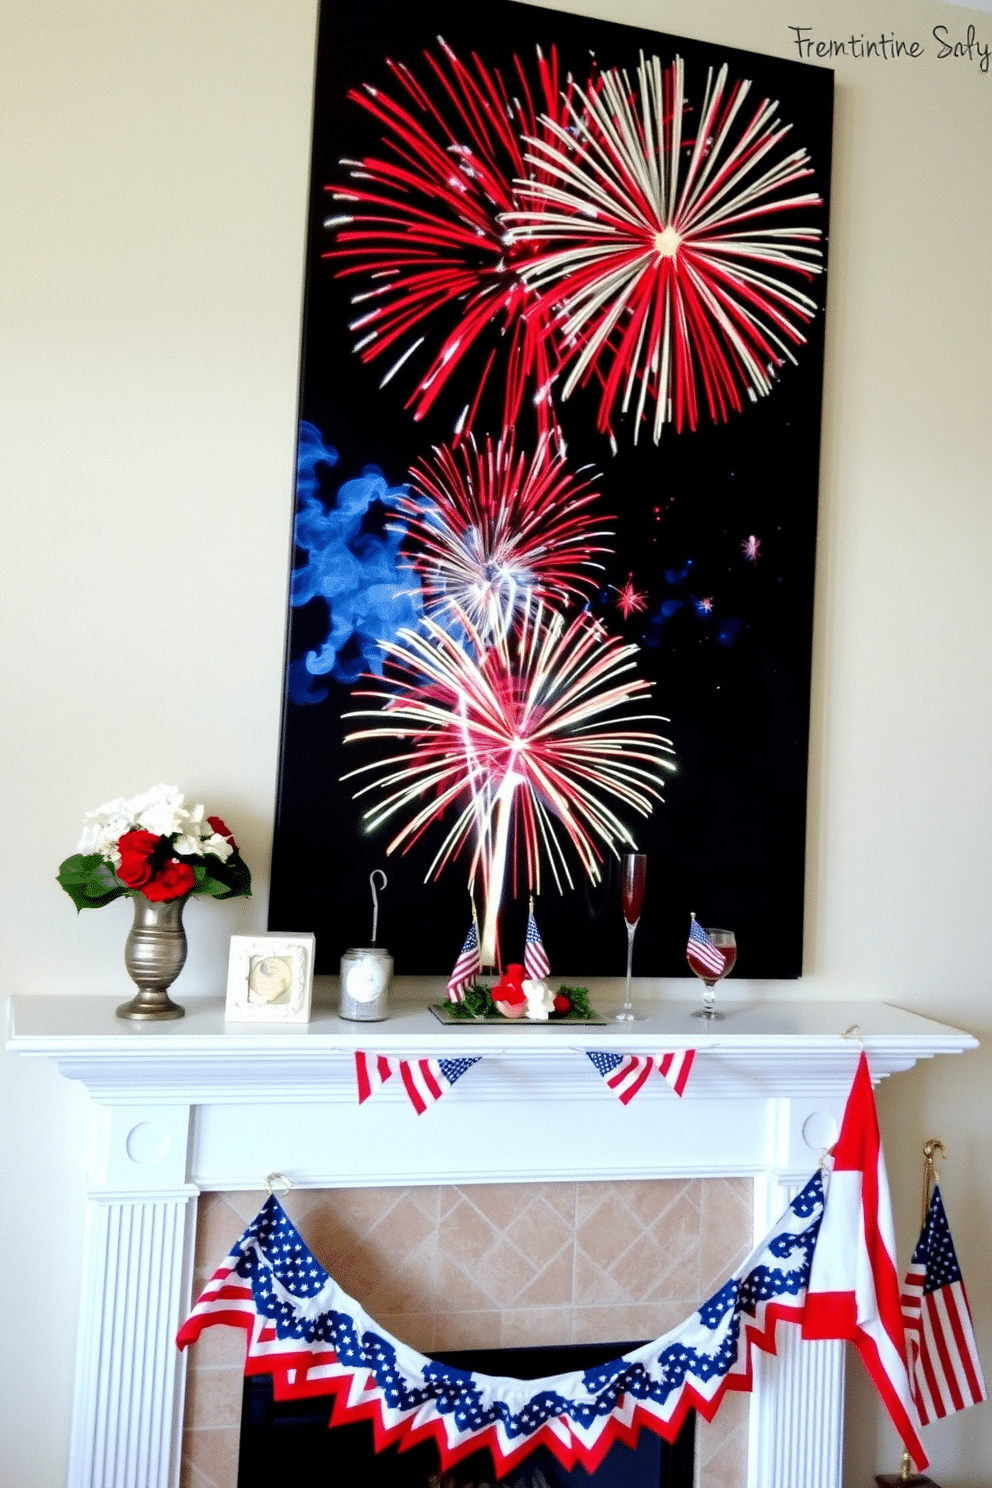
[116,893,189,1021]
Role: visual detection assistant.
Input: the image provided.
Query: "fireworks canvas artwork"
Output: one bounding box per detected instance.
[270,0,833,977]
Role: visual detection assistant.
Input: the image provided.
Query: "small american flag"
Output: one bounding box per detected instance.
[447,920,480,1003]
[355,1051,481,1115]
[901,1184,987,1423]
[687,917,724,978]
[523,906,551,981]
[587,1050,695,1104]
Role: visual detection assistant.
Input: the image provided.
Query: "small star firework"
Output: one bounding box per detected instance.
[611,573,649,619]
[742,534,761,562]
[394,433,612,638]
[506,53,824,443]
[325,40,582,442]
[342,603,675,959]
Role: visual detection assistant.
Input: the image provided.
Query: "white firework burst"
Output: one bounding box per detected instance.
[504,54,824,442]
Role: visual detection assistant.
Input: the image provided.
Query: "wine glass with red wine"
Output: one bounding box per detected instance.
[686,919,736,1020]
[613,853,647,1023]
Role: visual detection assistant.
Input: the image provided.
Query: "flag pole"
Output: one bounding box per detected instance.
[891,1138,948,1485]
[920,1138,945,1225]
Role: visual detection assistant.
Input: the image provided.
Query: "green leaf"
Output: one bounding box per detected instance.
[198,873,232,899]
[199,853,252,900]
[462,983,493,1017]
[438,1000,477,1020]
[557,984,592,1018]
[57,854,126,911]
[57,853,99,885]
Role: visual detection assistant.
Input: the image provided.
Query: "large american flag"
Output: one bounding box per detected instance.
[178,1176,824,1478]
[523,908,551,980]
[587,1050,696,1103]
[446,920,480,1003]
[901,1184,987,1424]
[355,1051,481,1115]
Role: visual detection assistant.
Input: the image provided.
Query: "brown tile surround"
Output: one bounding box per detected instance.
[181,1179,752,1488]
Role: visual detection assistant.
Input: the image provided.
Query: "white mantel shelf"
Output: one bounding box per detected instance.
[6,988,976,1106]
[7,990,978,1488]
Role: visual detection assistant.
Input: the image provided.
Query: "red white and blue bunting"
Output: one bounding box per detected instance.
[354,1052,482,1114]
[586,1050,695,1102]
[177,1175,823,1475]
[354,1049,696,1114]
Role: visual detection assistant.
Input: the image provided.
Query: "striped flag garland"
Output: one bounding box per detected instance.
[587,1050,696,1103]
[657,1049,695,1096]
[355,1052,481,1115]
[447,920,480,1003]
[901,1185,987,1424]
[523,905,551,981]
[178,1175,825,1477]
[354,1052,395,1105]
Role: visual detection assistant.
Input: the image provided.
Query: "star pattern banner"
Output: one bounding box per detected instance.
[178,1177,823,1476]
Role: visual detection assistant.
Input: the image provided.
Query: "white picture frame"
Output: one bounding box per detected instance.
[224,933,315,1023]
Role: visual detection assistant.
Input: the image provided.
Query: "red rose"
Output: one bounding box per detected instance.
[207,815,237,849]
[143,859,196,901]
[492,964,526,1006]
[116,830,161,888]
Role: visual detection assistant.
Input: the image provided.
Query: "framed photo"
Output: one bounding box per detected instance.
[225,933,316,1023]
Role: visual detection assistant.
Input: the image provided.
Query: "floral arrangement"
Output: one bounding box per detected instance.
[441,981,592,1021]
[58,784,251,909]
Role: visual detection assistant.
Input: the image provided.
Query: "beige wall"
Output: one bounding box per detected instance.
[1,2,990,1483]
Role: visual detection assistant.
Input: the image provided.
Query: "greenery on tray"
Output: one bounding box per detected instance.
[555,984,592,1018]
[442,983,493,1019]
[433,983,593,1020]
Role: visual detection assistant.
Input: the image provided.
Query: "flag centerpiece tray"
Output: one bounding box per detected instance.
[429,1003,610,1027]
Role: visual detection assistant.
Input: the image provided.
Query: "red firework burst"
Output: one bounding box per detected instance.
[611,573,649,619]
[325,41,579,442]
[506,54,824,442]
[394,433,612,637]
[341,604,674,901]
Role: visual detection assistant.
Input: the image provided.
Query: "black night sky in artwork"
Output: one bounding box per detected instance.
[269,0,834,979]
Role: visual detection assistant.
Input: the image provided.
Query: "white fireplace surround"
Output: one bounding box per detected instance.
[7,989,977,1488]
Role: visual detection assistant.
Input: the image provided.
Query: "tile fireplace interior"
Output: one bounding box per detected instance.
[181,1178,754,1488]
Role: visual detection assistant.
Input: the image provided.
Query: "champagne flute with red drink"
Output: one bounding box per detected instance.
[686,915,736,1020]
[613,853,647,1023]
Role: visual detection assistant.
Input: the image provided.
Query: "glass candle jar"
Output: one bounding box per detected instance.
[338,947,392,1021]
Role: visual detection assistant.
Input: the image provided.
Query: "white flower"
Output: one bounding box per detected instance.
[523,978,555,1021]
[77,797,133,861]
[74,784,236,870]
[129,784,186,838]
[202,832,234,862]
[171,802,211,856]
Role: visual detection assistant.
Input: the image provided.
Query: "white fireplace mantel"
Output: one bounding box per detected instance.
[7,989,978,1488]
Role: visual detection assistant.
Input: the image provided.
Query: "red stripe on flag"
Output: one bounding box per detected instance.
[608,1057,651,1104]
[931,1293,966,1413]
[949,1285,987,1406]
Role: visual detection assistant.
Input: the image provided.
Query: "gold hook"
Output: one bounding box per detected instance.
[921,1138,946,1222]
[264,1172,293,1199]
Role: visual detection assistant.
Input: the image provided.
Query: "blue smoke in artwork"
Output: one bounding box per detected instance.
[640,554,741,650]
[288,422,424,703]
